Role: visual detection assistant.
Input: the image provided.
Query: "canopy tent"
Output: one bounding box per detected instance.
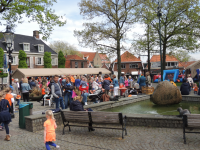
[12,68,111,80]
[185,60,200,78]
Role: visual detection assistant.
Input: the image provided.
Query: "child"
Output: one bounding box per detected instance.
[193,83,198,95]
[98,79,102,89]
[4,87,14,113]
[80,77,88,88]
[170,79,177,87]
[15,95,21,106]
[44,110,60,150]
[41,85,46,105]
[92,78,99,91]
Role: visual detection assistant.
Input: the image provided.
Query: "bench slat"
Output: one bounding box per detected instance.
[91,112,120,124]
[62,111,90,123]
[187,114,200,119]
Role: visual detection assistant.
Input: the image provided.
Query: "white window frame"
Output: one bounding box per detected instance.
[38,45,44,52]
[121,64,126,69]
[23,43,30,51]
[35,57,43,65]
[37,57,42,65]
[12,56,16,65]
[52,58,56,65]
[129,63,138,69]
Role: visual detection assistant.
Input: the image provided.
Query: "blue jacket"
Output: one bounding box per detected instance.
[70,100,84,111]
[21,83,32,93]
[138,76,146,86]
[75,79,81,87]
[181,83,190,95]
[29,81,36,88]
[102,79,110,90]
[120,76,125,84]
[113,78,119,87]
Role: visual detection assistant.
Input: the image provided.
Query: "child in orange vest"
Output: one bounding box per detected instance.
[193,83,198,95]
[44,110,60,150]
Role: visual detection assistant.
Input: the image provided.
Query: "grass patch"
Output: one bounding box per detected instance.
[175,82,199,87]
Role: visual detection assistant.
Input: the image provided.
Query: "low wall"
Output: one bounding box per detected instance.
[25,113,62,132]
[126,114,182,128]
[182,95,200,102]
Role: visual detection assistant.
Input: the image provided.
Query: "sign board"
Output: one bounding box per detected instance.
[151,62,161,68]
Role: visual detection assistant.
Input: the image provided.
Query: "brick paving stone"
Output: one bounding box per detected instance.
[0,101,200,149]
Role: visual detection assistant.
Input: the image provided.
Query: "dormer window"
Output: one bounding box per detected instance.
[23,43,30,51]
[38,45,44,52]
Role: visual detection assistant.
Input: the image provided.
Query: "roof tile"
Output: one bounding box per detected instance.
[114,51,141,62]
[150,55,178,62]
[79,51,96,62]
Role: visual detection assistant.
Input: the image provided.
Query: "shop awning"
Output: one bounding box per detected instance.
[12,68,111,80]
[131,71,138,75]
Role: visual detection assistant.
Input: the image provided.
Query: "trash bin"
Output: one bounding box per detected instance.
[20,102,33,115]
[19,103,29,129]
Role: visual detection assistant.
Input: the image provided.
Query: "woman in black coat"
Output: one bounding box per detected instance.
[0,91,11,141]
[180,79,190,95]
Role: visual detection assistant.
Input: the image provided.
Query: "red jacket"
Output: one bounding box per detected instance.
[79,83,89,93]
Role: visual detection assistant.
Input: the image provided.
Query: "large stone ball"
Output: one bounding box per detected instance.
[150,81,182,105]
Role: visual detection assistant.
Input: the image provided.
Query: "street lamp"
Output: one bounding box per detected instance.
[157,2,163,81]
[3,25,14,86]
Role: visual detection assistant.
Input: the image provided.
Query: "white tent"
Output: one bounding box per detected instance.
[12,68,111,80]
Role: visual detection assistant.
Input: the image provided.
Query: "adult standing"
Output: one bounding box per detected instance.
[180,79,190,95]
[63,76,74,109]
[120,74,125,85]
[29,77,36,89]
[128,76,133,87]
[48,77,54,95]
[138,74,146,89]
[75,75,81,88]
[21,78,32,102]
[51,75,65,109]
[12,79,19,96]
[124,77,129,88]
[70,75,75,86]
[79,78,89,106]
[102,74,110,95]
[0,91,12,141]
[187,75,194,92]
[112,75,119,96]
[146,72,151,87]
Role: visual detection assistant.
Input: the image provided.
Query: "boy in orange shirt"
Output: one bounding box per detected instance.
[41,85,46,105]
[4,87,14,111]
[193,83,198,95]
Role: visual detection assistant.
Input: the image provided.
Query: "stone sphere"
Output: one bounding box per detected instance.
[150,81,182,105]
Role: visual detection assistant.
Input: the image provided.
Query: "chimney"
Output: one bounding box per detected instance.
[33,30,39,39]
[138,56,140,59]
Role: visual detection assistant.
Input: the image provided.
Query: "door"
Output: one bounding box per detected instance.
[26,57,30,68]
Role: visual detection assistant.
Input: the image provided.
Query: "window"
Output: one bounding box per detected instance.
[38,45,44,52]
[168,62,170,66]
[26,57,30,67]
[38,58,42,65]
[23,43,30,51]
[81,62,84,68]
[171,62,175,66]
[121,64,126,69]
[12,57,16,65]
[52,58,55,65]
[129,63,138,68]
[75,62,78,68]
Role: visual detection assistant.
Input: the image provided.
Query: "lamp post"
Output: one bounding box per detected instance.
[157,2,163,81]
[3,25,14,86]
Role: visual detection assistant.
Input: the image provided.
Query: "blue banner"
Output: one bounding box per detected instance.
[3,54,7,68]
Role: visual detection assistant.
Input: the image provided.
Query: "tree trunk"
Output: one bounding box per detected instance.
[117,39,121,80]
[162,43,166,70]
[147,24,150,72]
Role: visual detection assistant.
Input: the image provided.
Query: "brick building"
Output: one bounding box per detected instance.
[0,30,58,73]
[65,55,87,68]
[113,51,143,77]
[99,53,110,69]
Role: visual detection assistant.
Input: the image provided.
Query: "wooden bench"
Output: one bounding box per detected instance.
[183,114,200,144]
[61,110,127,139]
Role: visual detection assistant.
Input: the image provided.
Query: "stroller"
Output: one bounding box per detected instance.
[88,89,104,103]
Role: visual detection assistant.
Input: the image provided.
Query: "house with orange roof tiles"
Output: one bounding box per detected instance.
[113,51,143,77]
[79,51,102,68]
[65,55,87,68]
[99,53,110,69]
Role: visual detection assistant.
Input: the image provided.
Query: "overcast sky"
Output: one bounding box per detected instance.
[0,0,199,62]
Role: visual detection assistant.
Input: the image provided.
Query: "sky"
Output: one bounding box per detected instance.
[0,0,199,62]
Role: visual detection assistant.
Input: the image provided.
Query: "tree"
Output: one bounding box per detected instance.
[49,41,82,57]
[18,50,28,68]
[58,51,66,68]
[171,50,191,62]
[0,48,4,68]
[135,0,200,70]
[43,52,52,68]
[0,0,66,40]
[74,0,139,79]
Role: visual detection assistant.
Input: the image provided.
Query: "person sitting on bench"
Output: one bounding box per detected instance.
[70,96,94,131]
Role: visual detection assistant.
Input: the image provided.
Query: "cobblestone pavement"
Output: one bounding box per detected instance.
[0,101,200,150]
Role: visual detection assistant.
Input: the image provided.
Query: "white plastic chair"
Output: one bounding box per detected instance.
[44,95,53,106]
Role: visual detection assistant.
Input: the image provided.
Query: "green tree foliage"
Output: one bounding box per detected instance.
[44,52,52,68]
[18,50,28,68]
[170,50,191,62]
[0,48,4,68]
[134,0,200,70]
[58,51,66,68]
[0,0,66,40]
[49,41,82,57]
[74,0,139,79]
